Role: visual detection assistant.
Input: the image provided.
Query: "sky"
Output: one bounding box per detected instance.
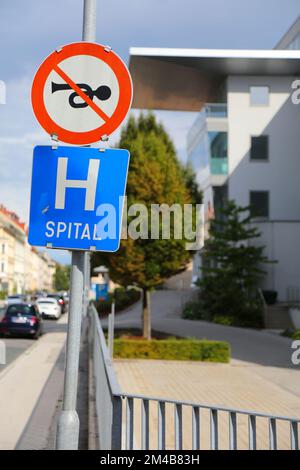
[0,0,299,264]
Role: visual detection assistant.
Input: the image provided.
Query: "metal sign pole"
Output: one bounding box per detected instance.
[82,0,96,318]
[56,0,97,450]
[56,251,85,449]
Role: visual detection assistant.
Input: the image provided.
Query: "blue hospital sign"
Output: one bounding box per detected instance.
[28,146,130,252]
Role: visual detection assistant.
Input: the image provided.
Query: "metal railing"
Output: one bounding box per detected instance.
[89,304,300,450]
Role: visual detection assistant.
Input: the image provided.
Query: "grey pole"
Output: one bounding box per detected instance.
[56,251,85,449]
[56,0,97,450]
[82,0,96,317]
[82,0,97,42]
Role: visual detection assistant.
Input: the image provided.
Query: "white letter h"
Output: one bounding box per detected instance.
[55,157,100,211]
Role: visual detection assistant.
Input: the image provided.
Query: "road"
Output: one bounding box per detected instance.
[0,306,67,372]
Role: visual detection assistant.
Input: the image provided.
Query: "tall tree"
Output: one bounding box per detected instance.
[198,200,271,327]
[92,113,198,339]
[54,264,70,291]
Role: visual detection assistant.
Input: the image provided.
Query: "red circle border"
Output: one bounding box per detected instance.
[31,42,133,145]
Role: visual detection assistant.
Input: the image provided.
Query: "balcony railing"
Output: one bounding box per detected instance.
[210,157,228,175]
[205,103,227,118]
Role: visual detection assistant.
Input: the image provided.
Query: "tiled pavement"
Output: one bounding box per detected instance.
[114,358,300,450]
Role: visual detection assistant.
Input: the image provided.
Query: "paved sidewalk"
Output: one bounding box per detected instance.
[0,315,67,450]
[114,358,300,450]
[105,288,300,397]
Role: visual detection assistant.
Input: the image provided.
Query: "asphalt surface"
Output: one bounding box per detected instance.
[0,307,67,373]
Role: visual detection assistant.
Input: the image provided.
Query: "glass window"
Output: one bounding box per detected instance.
[6,304,37,316]
[250,86,269,106]
[208,132,227,159]
[250,136,268,161]
[250,191,269,218]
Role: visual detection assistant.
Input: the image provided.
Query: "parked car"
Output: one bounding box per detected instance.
[5,294,27,305]
[0,303,43,339]
[36,297,62,319]
[47,294,67,313]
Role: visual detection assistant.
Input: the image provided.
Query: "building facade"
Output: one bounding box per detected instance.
[129,15,300,302]
[0,205,56,295]
[187,75,300,301]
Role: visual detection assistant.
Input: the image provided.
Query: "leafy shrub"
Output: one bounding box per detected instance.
[113,338,230,363]
[282,329,300,340]
[182,299,264,328]
[262,290,277,305]
[95,287,140,316]
[0,291,7,300]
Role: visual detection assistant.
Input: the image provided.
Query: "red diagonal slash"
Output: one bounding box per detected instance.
[53,64,110,122]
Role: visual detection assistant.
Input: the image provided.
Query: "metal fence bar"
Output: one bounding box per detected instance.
[90,305,300,451]
[192,407,200,450]
[229,412,237,450]
[248,415,257,450]
[290,421,299,450]
[210,409,218,450]
[111,396,122,450]
[126,397,134,450]
[141,399,150,450]
[119,392,300,423]
[158,401,166,450]
[175,404,183,450]
[269,418,277,450]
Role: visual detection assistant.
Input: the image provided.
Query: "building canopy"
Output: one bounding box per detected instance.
[129,48,300,111]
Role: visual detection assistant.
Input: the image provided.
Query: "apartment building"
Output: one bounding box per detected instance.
[0,205,56,294]
[129,17,300,301]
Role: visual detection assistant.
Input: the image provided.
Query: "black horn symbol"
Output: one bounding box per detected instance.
[51,82,111,108]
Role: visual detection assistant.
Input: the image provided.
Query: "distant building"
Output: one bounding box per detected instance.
[129,17,300,301]
[0,205,56,294]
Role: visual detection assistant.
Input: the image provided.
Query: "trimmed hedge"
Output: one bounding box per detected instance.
[113,338,230,363]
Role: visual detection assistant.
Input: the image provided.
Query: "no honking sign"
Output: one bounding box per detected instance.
[31,42,133,145]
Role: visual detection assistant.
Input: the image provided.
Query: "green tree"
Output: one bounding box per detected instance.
[54,264,70,291]
[92,113,198,339]
[198,200,271,327]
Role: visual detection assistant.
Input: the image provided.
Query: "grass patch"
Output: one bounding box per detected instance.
[113,338,230,363]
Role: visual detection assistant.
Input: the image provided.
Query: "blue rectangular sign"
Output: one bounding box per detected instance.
[28,145,130,252]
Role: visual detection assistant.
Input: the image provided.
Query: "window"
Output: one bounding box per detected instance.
[250,191,269,218]
[250,86,269,106]
[1,262,4,273]
[208,131,227,159]
[250,136,269,161]
[1,244,5,255]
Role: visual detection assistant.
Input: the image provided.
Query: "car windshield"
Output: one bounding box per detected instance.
[38,300,55,305]
[6,304,36,316]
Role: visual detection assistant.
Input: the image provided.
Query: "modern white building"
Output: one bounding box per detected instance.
[129,17,300,302]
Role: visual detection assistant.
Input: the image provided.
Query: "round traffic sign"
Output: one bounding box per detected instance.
[31,42,133,145]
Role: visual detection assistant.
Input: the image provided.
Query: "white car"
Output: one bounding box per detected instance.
[5,295,27,305]
[36,297,62,319]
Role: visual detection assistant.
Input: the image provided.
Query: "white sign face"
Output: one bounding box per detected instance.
[31,42,133,145]
[43,55,120,133]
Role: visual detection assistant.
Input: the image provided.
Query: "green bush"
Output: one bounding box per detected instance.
[282,329,300,340]
[95,287,140,315]
[0,291,7,300]
[113,338,230,363]
[182,299,264,329]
